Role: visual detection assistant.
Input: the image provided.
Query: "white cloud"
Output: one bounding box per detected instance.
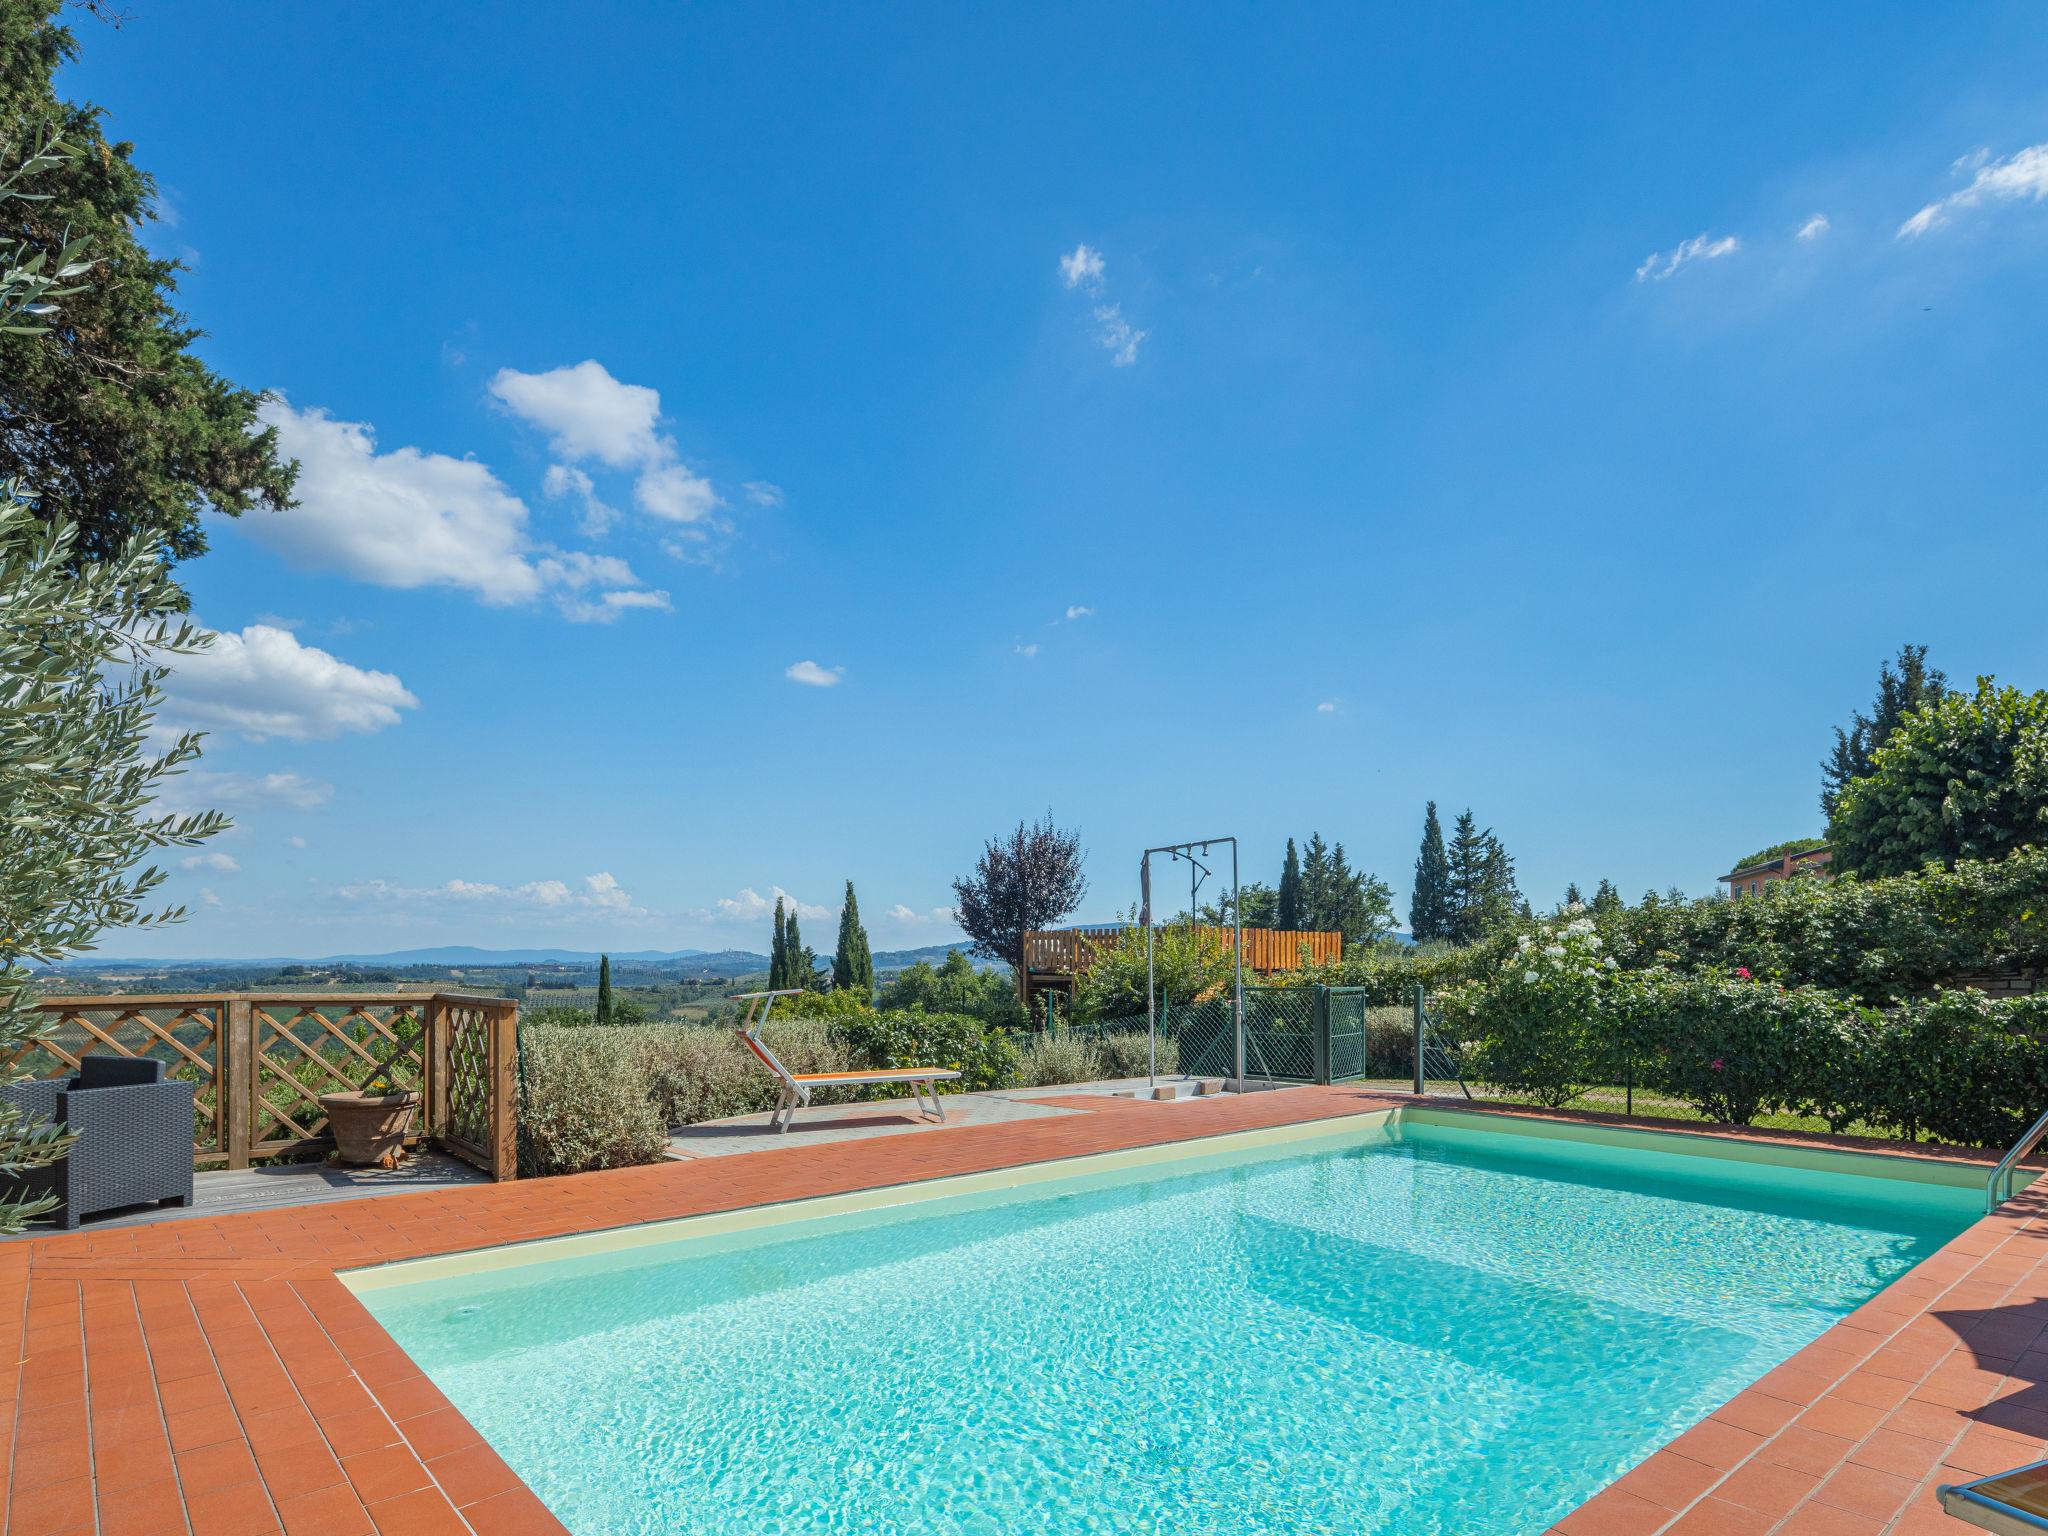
[182,852,240,873]
[1796,214,1831,241]
[886,903,960,930]
[1060,244,1106,290]
[199,887,222,909]
[286,836,308,850]
[634,461,721,525]
[1014,642,1039,658]
[710,885,833,923]
[742,481,785,508]
[253,401,542,603]
[338,870,644,918]
[785,659,843,687]
[172,771,334,811]
[557,588,674,624]
[1898,142,2048,238]
[163,625,419,741]
[1094,303,1147,365]
[488,360,665,467]
[1316,701,1337,714]
[252,401,660,619]
[1634,233,1741,282]
[542,463,618,537]
[532,550,669,623]
[491,360,729,538]
[1063,605,1094,621]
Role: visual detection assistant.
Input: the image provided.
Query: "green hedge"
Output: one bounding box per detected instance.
[1441,944,2048,1146]
[1597,848,2048,1002]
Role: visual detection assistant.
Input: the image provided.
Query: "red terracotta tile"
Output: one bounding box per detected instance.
[456,1486,569,1535]
[1756,1423,1855,1476]
[1814,1461,1919,1521]
[365,1486,470,1536]
[1664,1494,1776,1534]
[1715,1457,1821,1518]
[426,1440,521,1507]
[1668,1417,1767,1470]
[275,1482,375,1536]
[185,1477,283,1536]
[341,1444,434,1505]
[1774,1502,1884,1536]
[97,1476,195,1536]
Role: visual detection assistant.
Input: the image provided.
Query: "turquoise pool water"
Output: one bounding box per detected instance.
[359,1118,1977,1535]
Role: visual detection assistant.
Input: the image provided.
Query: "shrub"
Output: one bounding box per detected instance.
[1445,911,1617,1107]
[1638,974,1858,1125]
[521,1005,594,1028]
[517,1027,669,1176]
[877,951,1028,1030]
[831,1008,1017,1091]
[619,1019,861,1127]
[1016,1031,1105,1087]
[1073,922,1236,1023]
[1095,1029,1177,1078]
[1869,991,2048,1147]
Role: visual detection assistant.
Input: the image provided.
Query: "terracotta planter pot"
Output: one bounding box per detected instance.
[318,1089,421,1168]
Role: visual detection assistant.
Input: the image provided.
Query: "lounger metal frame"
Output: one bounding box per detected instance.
[732,989,963,1133]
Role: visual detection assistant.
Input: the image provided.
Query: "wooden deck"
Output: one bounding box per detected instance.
[0,1151,487,1240]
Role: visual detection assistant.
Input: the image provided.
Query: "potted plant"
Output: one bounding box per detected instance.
[318,1012,423,1168]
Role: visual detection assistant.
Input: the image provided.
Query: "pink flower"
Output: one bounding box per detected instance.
[1710,1058,1725,1072]
[1734,967,1752,980]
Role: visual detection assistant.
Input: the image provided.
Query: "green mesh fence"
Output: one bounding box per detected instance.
[1080,986,1375,1084]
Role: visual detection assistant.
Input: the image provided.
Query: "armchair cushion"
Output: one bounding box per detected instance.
[74,1054,166,1088]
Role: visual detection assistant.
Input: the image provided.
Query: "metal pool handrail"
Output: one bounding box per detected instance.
[1988,1107,2048,1211]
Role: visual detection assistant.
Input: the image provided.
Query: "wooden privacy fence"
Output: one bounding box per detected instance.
[8,992,521,1178]
[1022,925,1345,978]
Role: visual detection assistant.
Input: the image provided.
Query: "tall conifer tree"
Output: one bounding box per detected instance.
[768,897,789,988]
[832,880,874,995]
[1276,838,1303,931]
[1410,802,1451,941]
[596,954,613,1025]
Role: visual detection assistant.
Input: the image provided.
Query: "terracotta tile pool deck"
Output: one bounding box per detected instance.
[6,1084,2045,1536]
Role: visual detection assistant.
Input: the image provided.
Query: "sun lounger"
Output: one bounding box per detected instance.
[731,989,963,1133]
[1942,1461,2048,1533]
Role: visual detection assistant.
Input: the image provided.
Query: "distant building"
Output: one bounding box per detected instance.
[1720,843,1832,899]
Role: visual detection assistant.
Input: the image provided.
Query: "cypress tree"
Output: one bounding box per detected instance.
[1299,832,1332,932]
[1410,802,1451,942]
[1276,838,1303,931]
[833,879,875,995]
[769,897,789,988]
[596,954,613,1025]
[785,911,806,988]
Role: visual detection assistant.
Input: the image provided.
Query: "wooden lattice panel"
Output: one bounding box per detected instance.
[443,1002,494,1155]
[9,1000,224,1157]
[251,1002,425,1149]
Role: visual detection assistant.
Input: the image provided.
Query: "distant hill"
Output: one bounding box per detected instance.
[67,945,711,970]
[872,942,991,971]
[59,940,989,975]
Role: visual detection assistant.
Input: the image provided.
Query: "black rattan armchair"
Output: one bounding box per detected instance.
[0,1056,196,1229]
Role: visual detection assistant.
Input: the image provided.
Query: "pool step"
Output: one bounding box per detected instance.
[1108,1079,1231,1102]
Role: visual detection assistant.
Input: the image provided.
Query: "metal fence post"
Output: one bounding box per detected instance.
[1313,987,1330,1085]
[1411,984,1426,1097]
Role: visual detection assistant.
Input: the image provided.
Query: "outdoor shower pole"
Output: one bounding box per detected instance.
[1232,839,1244,1090]
[1143,851,1156,1090]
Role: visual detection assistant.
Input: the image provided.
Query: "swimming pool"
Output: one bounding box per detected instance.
[352,1110,1983,1535]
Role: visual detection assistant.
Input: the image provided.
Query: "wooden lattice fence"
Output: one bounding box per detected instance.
[8,992,520,1178]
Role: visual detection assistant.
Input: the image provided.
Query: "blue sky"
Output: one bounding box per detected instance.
[64,2,2048,958]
